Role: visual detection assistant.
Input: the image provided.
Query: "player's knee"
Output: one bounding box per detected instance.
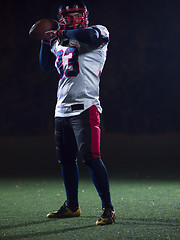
[81,151,101,165]
[56,146,77,164]
[79,141,101,164]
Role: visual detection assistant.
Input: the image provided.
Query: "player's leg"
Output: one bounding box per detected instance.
[71,105,115,224]
[46,117,80,218]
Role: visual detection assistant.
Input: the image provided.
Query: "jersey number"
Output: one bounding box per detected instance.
[56,47,79,80]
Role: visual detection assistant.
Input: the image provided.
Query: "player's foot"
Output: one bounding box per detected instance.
[96,208,116,225]
[46,201,81,218]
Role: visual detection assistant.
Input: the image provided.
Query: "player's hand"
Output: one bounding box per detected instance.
[44,30,57,40]
[45,30,65,43]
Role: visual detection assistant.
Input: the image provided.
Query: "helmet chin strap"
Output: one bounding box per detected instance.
[66,22,83,30]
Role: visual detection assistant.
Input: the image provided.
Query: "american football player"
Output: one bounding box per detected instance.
[39,0,116,225]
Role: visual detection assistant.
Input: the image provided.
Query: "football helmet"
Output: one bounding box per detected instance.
[58,0,89,30]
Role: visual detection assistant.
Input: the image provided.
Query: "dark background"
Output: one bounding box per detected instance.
[0,0,180,177]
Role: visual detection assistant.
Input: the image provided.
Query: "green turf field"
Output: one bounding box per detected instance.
[0,176,179,240]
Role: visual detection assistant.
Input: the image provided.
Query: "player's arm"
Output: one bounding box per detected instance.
[39,42,56,72]
[46,28,106,48]
[63,28,102,47]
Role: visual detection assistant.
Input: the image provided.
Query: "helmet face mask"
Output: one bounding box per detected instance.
[58,0,89,30]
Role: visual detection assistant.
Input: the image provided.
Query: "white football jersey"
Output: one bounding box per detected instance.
[51,25,109,117]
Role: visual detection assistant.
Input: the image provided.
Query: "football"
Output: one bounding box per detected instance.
[29,18,59,40]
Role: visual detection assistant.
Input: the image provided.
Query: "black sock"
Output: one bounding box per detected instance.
[61,161,79,208]
[86,158,114,210]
